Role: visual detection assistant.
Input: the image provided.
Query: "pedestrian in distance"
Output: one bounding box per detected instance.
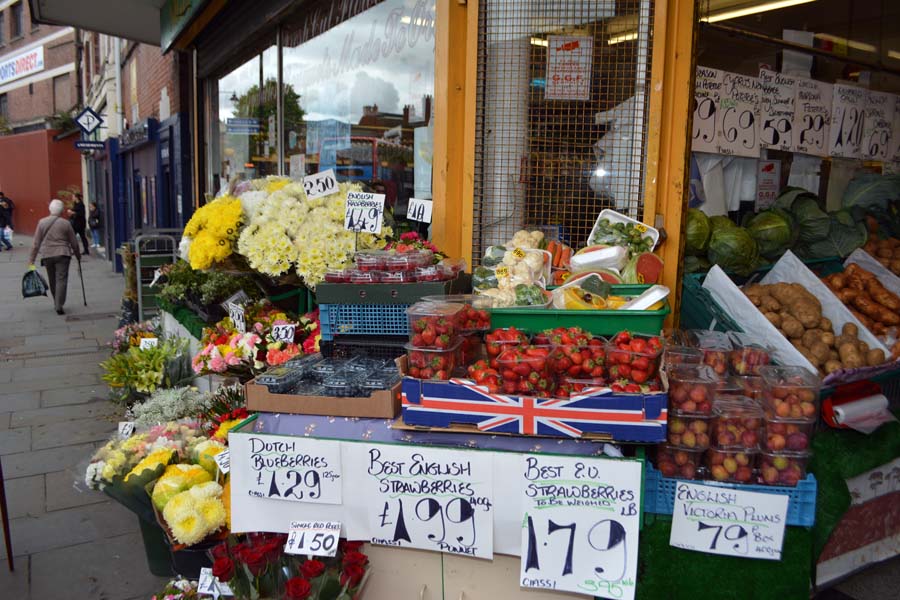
[0,197,13,251]
[0,191,15,228]
[29,199,81,315]
[70,193,90,256]
[88,202,103,248]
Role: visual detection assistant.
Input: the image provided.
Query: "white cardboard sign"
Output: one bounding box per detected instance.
[406,197,433,224]
[241,434,342,504]
[118,421,135,440]
[891,95,900,163]
[758,69,797,152]
[303,168,339,200]
[756,159,781,210]
[519,455,641,600]
[139,337,158,350]
[214,449,231,475]
[670,481,788,560]
[716,72,761,158]
[285,520,341,557]
[692,66,724,154]
[227,303,246,334]
[793,77,832,157]
[545,36,593,101]
[861,90,895,161]
[271,323,297,343]
[829,84,867,158]
[344,192,386,234]
[363,445,494,558]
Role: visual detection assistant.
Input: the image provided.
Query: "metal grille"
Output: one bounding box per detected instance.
[472,0,655,261]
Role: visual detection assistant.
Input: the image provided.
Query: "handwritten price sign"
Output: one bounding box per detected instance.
[245,435,342,504]
[344,192,386,234]
[118,421,135,440]
[285,521,341,557]
[406,198,433,224]
[271,323,297,343]
[228,303,246,334]
[669,482,788,560]
[792,77,832,157]
[303,169,338,200]
[519,455,642,600]
[139,337,158,350]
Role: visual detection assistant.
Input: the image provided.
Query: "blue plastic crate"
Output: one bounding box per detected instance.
[644,464,816,527]
[320,303,411,340]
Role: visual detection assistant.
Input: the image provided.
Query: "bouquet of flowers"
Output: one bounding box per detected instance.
[384,231,445,262]
[160,480,228,546]
[208,407,250,442]
[101,337,192,405]
[111,319,159,354]
[129,387,210,427]
[192,330,264,378]
[151,577,199,600]
[180,195,244,270]
[210,535,370,600]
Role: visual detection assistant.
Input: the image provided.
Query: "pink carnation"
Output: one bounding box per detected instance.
[209,355,226,372]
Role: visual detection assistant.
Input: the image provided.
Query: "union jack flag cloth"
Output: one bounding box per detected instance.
[401,378,667,442]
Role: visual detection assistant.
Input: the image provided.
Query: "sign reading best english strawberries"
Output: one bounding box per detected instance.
[0,47,44,85]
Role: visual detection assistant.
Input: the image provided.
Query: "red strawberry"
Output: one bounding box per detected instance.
[435,334,450,349]
[630,338,648,354]
[631,356,650,371]
[624,383,641,393]
[421,327,436,345]
[631,368,649,384]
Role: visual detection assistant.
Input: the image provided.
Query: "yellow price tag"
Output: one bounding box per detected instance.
[513,247,526,259]
[634,223,648,233]
[496,266,510,278]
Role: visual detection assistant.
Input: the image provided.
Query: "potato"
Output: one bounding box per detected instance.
[820,317,833,332]
[809,341,831,363]
[839,343,864,369]
[824,360,843,374]
[748,295,762,307]
[801,350,821,368]
[760,296,781,312]
[791,340,808,352]
[821,332,835,347]
[802,330,822,349]
[828,350,839,361]
[842,322,859,337]
[791,304,822,328]
[858,341,870,354]
[781,316,805,339]
[764,312,782,328]
[867,349,886,366]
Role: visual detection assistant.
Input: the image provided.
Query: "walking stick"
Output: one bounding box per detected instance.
[78,257,87,306]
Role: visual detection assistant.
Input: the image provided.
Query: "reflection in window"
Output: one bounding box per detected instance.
[281,0,436,218]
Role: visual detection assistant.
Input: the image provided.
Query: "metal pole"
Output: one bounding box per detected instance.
[78,259,87,306]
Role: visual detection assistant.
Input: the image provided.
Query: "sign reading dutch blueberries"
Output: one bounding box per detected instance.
[519,455,641,599]
[363,446,494,558]
[244,435,342,504]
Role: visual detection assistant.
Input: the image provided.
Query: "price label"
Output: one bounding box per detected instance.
[670,481,788,561]
[214,449,231,475]
[758,69,797,152]
[271,323,297,343]
[520,455,642,599]
[861,90,894,161]
[302,168,339,200]
[198,567,234,598]
[344,191,386,234]
[406,197,433,223]
[496,266,510,278]
[792,77,832,157]
[512,247,526,259]
[118,421,135,440]
[692,67,724,153]
[716,73,761,158]
[228,303,246,334]
[244,435,342,504]
[285,521,341,557]
[829,84,867,158]
[139,337,158,350]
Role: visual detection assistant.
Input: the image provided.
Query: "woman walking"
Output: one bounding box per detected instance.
[29,199,81,315]
[70,194,90,256]
[88,202,103,248]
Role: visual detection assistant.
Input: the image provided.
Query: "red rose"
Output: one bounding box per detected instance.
[340,563,366,588]
[212,557,235,581]
[211,542,230,560]
[299,558,325,579]
[241,546,269,576]
[259,538,283,562]
[341,550,369,568]
[340,540,365,553]
[284,577,312,600]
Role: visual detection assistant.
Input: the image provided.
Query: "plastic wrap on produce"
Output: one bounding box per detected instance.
[844,249,900,296]
[760,251,889,354]
[701,265,813,371]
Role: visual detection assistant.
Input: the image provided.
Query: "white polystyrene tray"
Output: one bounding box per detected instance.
[587,208,660,251]
[569,245,628,273]
[844,249,900,297]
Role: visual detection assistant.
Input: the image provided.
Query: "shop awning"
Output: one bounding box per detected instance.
[29,0,166,45]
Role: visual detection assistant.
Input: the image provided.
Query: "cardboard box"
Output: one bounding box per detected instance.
[245,357,405,419]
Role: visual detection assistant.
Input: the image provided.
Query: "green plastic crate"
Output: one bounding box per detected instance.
[679,274,742,333]
[488,285,670,336]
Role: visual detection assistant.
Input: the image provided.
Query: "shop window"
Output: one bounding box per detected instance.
[53,74,71,113]
[10,2,22,39]
[0,13,5,46]
[281,0,436,218]
[208,42,279,191]
[471,0,654,259]
[0,94,8,120]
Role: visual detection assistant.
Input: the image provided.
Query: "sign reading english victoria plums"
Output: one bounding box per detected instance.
[669,481,788,560]
[363,446,494,558]
[519,455,641,600]
[244,434,342,504]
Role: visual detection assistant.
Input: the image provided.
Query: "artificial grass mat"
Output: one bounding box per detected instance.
[636,518,812,600]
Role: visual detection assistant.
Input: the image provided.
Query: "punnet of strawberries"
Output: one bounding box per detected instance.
[466,359,501,393]
[407,302,463,349]
[606,330,664,392]
[458,304,491,331]
[532,326,594,346]
[406,343,459,380]
[496,345,556,397]
[484,327,530,369]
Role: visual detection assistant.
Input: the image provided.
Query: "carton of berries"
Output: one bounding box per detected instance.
[605,330,664,386]
[407,302,464,350]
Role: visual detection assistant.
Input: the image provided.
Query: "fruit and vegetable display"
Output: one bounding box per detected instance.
[589,216,655,255]
[863,234,900,276]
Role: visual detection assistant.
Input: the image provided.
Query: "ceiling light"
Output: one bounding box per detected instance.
[814,33,877,53]
[608,32,638,45]
[530,37,548,47]
[889,50,900,60]
[701,0,817,23]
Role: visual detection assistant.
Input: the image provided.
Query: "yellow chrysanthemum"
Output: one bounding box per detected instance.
[196,497,227,532]
[125,448,175,481]
[222,478,231,529]
[151,463,212,510]
[169,513,208,546]
[188,481,223,500]
[193,440,227,476]
[213,418,243,441]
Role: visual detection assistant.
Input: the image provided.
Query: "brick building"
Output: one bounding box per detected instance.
[0,1,82,234]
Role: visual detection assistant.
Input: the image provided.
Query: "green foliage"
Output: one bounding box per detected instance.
[100,338,191,405]
[158,259,261,307]
[234,78,305,130]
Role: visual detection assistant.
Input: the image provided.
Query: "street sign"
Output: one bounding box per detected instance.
[75,141,105,150]
[75,107,104,136]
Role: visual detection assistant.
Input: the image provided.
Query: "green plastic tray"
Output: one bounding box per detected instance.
[488,285,670,336]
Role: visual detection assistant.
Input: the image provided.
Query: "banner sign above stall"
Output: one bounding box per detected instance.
[545,36,593,101]
[241,434,342,504]
[670,481,788,561]
[519,455,641,599]
[829,84,867,159]
[758,69,797,153]
[361,445,494,559]
[792,77,832,157]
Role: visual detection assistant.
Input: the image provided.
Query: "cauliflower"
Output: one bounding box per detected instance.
[522,251,544,274]
[508,230,544,249]
[480,287,516,307]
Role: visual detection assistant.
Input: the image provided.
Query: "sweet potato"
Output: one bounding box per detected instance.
[865,279,900,310]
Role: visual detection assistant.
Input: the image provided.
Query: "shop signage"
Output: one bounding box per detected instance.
[758,69,797,152]
[756,160,781,210]
[406,198,433,223]
[74,141,105,151]
[75,106,103,136]
[303,169,338,200]
[285,521,341,557]
[0,46,44,85]
[160,0,210,52]
[861,90,894,161]
[692,67,725,154]
[362,445,495,558]
[716,72,761,158]
[240,434,342,504]
[226,118,260,135]
[793,77,832,157]
[829,84,867,159]
[119,120,154,149]
[519,455,641,599]
[344,192,385,234]
[669,481,788,561]
[545,36,593,101]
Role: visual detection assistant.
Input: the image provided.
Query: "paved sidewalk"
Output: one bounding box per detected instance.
[0,238,167,599]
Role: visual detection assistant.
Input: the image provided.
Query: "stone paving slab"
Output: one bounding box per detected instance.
[31,417,116,451]
[4,440,100,479]
[5,474,45,519]
[41,384,107,407]
[10,361,105,383]
[0,391,42,412]
[11,399,120,428]
[0,426,31,454]
[0,555,30,597]
[45,469,107,512]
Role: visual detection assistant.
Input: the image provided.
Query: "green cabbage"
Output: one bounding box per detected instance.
[685,209,711,256]
[774,187,816,211]
[795,211,867,259]
[841,174,900,211]
[746,209,795,259]
[707,226,759,276]
[790,196,830,244]
[709,215,737,233]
